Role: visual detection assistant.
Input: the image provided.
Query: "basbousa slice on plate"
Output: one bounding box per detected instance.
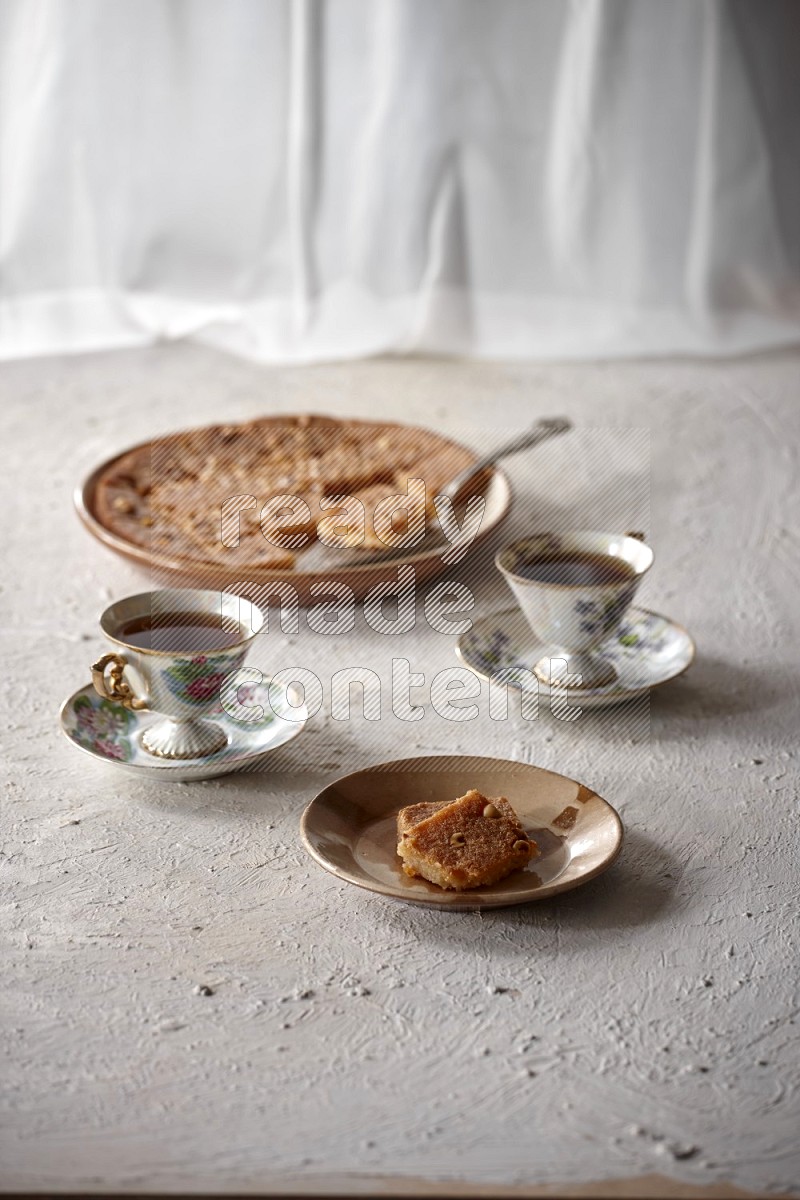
[397,790,537,890]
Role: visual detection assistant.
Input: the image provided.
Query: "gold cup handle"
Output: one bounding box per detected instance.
[91,652,148,711]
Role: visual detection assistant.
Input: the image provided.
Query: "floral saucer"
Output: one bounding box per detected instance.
[60,678,307,780]
[456,606,695,709]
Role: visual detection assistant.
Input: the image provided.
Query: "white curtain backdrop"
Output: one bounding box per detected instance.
[1,0,798,362]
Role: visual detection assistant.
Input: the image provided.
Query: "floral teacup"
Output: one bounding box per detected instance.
[91,588,264,759]
[495,532,653,688]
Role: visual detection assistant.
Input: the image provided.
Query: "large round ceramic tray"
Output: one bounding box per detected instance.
[301,754,624,911]
[75,415,511,604]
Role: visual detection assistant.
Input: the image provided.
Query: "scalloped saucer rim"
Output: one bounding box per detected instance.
[456,605,695,709]
[59,678,307,780]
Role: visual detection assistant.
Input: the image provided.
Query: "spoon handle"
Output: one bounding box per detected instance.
[442,416,571,501]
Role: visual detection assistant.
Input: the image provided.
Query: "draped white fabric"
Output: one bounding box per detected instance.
[1,0,798,362]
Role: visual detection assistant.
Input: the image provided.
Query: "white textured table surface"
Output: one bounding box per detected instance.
[1,346,799,1198]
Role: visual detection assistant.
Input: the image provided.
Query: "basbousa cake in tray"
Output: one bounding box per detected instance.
[80,415,509,594]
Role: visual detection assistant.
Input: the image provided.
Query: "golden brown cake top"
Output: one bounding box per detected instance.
[399,789,535,887]
[396,800,450,838]
[93,414,475,568]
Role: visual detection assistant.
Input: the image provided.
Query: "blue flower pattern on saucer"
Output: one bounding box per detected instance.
[460,606,693,703]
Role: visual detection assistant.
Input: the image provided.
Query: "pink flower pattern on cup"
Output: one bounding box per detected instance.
[186,673,225,702]
[161,654,236,707]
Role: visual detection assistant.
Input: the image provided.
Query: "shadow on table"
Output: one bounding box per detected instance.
[375,827,683,946]
[521,827,683,930]
[648,653,792,737]
[130,722,368,819]
[554,653,794,743]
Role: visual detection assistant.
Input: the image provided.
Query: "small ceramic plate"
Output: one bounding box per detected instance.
[301,755,623,910]
[456,606,695,709]
[60,678,307,780]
